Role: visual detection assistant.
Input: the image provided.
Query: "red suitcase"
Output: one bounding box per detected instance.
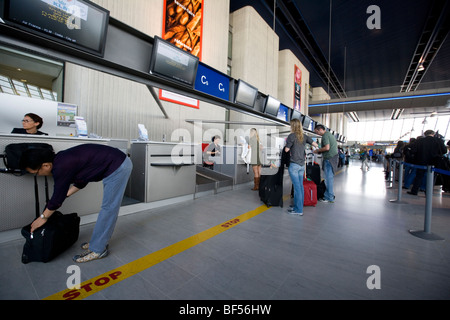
[303,179,317,207]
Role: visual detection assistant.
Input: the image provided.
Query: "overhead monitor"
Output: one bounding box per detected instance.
[234,79,258,108]
[149,36,199,87]
[263,95,280,117]
[302,115,312,130]
[277,104,288,122]
[291,109,301,121]
[4,0,110,57]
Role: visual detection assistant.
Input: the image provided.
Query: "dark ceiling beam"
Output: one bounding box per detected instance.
[261,0,347,99]
[401,0,450,93]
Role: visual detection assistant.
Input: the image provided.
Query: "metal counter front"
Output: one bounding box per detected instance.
[129,141,196,203]
[0,134,128,232]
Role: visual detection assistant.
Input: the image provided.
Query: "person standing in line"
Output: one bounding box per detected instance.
[249,128,263,190]
[284,119,318,215]
[20,144,133,263]
[313,124,339,203]
[11,113,48,135]
[407,130,447,195]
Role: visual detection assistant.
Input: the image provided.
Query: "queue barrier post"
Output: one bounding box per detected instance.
[409,165,444,241]
[389,160,404,203]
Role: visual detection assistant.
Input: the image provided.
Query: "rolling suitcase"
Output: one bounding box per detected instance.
[303,178,317,207]
[259,163,284,207]
[21,173,80,264]
[305,154,321,186]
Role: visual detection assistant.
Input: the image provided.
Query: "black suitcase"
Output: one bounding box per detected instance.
[21,174,80,264]
[305,154,321,186]
[259,164,284,207]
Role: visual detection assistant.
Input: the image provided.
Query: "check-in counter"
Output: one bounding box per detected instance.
[128,141,196,203]
[214,145,254,185]
[0,134,129,232]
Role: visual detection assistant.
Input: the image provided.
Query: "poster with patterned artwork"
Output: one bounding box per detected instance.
[160,0,203,108]
[294,65,302,111]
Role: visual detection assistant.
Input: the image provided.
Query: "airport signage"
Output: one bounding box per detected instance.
[194,63,230,101]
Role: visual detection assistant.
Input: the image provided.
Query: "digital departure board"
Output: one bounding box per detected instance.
[149,36,199,87]
[234,79,258,108]
[263,95,280,116]
[4,0,109,56]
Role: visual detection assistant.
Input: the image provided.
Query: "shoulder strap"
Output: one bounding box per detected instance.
[34,175,40,219]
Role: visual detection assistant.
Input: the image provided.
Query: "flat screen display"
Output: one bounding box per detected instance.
[263,95,280,116]
[291,109,301,120]
[302,115,312,129]
[277,104,288,121]
[234,80,258,108]
[4,0,109,56]
[149,36,199,87]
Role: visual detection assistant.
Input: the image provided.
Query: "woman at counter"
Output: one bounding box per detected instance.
[284,119,318,215]
[11,113,48,135]
[203,135,221,169]
[249,128,263,190]
[20,144,132,263]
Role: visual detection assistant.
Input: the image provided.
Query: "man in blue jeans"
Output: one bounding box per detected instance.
[21,144,132,263]
[313,125,338,203]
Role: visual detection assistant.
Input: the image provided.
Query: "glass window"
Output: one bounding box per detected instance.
[27,84,42,99]
[41,88,55,101]
[12,80,29,97]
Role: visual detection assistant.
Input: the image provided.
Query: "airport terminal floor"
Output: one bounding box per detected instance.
[1,160,449,300]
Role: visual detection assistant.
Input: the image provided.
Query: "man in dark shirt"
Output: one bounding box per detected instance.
[407,130,447,195]
[20,144,133,263]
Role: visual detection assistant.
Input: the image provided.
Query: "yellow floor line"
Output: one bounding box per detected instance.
[44,202,273,300]
[45,170,341,300]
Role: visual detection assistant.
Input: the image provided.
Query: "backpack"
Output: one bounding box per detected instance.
[1,143,54,175]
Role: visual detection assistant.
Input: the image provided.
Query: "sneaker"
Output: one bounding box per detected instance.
[287,208,303,216]
[73,249,109,263]
[319,198,334,203]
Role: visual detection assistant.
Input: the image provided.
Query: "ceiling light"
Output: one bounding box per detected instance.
[418,63,425,71]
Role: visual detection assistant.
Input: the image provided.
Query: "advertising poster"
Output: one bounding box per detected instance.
[294,65,302,111]
[160,0,203,108]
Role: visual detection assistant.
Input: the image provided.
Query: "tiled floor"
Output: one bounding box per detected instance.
[1,161,449,300]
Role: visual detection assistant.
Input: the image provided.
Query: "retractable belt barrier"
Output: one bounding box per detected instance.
[389,159,450,241]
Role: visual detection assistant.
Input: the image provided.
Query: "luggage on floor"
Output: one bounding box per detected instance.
[259,163,284,207]
[21,211,80,264]
[303,178,317,207]
[317,180,326,200]
[21,173,80,264]
[305,154,321,186]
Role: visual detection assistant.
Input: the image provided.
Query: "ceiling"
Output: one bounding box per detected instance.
[229,0,450,122]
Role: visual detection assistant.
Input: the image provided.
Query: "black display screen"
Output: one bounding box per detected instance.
[302,115,312,129]
[234,79,258,108]
[149,36,199,87]
[291,109,301,120]
[4,0,109,56]
[263,95,280,116]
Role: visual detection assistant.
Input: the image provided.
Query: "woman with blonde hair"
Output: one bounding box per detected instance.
[285,118,318,215]
[249,128,263,190]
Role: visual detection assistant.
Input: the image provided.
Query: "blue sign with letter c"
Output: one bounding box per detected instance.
[195,63,230,101]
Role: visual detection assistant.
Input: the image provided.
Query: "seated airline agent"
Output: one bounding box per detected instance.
[11,113,48,135]
[20,144,132,263]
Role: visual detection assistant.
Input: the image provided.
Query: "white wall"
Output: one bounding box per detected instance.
[0,93,75,136]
